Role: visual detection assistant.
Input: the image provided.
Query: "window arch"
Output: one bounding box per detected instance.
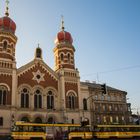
[47,117,54,124]
[34,117,42,123]
[21,117,30,122]
[83,98,87,110]
[20,88,29,108]
[67,92,76,109]
[0,86,8,105]
[47,91,54,109]
[34,89,42,109]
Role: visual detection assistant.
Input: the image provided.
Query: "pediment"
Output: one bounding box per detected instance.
[17,59,58,82]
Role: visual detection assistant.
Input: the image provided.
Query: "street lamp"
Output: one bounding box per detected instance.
[84,94,96,130]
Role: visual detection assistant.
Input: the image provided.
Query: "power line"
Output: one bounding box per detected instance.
[81,64,140,77]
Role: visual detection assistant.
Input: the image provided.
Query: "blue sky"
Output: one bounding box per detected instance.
[1,0,140,113]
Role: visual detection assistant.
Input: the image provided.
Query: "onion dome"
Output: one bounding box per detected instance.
[0,0,16,34]
[56,30,73,44]
[0,16,16,33]
[55,17,73,44]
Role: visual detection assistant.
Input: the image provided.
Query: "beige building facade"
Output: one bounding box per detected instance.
[0,4,131,138]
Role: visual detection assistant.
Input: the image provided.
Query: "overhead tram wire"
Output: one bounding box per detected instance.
[81,64,140,78]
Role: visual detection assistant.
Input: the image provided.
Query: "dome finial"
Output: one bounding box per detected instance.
[5,0,9,16]
[61,15,65,31]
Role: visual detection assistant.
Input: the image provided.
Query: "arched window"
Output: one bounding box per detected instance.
[20,88,29,108]
[34,89,42,109]
[3,41,8,50]
[47,91,54,109]
[60,53,64,61]
[83,98,87,110]
[0,86,7,105]
[68,93,76,109]
[67,53,71,63]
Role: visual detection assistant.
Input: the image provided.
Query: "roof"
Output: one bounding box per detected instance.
[80,81,127,94]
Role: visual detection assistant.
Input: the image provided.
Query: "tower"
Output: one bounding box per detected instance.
[0,0,17,106]
[54,17,75,71]
[0,1,17,63]
[54,17,81,123]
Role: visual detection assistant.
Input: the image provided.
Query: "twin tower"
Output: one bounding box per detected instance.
[0,9,76,72]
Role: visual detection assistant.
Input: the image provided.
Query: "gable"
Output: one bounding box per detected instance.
[17,60,58,89]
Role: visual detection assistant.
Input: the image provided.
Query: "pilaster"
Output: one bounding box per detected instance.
[11,61,17,107]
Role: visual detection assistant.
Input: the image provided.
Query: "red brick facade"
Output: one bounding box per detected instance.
[0,74,12,105]
[18,63,58,90]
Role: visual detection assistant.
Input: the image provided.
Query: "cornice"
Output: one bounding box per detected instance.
[0,58,13,62]
[0,31,17,42]
[0,68,12,76]
[53,44,75,52]
[64,77,79,83]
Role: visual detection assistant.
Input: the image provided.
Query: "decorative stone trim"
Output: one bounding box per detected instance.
[66,90,77,97]
[0,83,10,91]
[18,60,58,81]
[0,32,17,42]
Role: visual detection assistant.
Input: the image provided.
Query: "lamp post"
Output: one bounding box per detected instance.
[85,93,96,130]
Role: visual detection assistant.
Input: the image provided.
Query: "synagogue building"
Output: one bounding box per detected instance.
[0,3,131,137]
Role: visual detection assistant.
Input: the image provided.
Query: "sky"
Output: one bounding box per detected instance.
[0,0,140,113]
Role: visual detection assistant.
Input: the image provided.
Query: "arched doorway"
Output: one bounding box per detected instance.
[34,117,42,123]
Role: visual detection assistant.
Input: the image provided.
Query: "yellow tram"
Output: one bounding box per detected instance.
[68,124,140,139]
[11,122,140,140]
